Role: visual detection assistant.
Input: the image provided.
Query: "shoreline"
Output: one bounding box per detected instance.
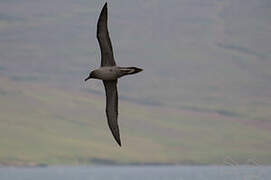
[0,162,268,168]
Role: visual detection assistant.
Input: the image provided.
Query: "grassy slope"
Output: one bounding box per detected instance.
[0,0,271,165]
[0,0,270,122]
[1,77,271,165]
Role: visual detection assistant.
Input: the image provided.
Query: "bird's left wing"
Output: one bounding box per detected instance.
[97,3,116,67]
[103,80,121,146]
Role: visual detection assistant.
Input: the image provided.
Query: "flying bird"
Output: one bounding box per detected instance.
[85,3,143,146]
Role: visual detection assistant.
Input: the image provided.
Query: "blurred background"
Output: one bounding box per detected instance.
[0,0,271,166]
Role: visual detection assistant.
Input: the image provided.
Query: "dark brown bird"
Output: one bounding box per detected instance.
[85,3,143,146]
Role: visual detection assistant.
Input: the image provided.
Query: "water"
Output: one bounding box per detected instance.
[0,166,270,180]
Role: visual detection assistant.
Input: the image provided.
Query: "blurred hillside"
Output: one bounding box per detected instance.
[0,0,271,165]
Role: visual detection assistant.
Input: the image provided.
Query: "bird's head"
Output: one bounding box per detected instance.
[84,71,94,82]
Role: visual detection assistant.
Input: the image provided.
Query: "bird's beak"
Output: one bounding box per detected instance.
[84,75,91,82]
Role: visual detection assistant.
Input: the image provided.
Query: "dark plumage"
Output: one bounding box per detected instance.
[85,3,143,146]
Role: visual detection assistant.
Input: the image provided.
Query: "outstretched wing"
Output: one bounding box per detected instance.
[103,80,121,146]
[97,3,116,67]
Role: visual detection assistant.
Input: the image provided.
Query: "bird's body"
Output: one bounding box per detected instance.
[84,3,142,146]
[90,66,142,80]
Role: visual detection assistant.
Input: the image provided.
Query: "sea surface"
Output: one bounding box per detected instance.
[0,166,270,180]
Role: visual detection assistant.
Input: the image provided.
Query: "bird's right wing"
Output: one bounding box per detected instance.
[97,3,116,67]
[103,80,121,146]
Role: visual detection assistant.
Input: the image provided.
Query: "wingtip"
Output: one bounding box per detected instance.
[114,134,122,147]
[103,2,108,9]
[100,2,108,16]
[109,123,122,147]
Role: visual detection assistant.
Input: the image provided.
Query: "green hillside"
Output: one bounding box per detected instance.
[0,0,271,165]
[1,77,271,165]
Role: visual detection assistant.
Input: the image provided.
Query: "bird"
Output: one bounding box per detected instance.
[84,2,143,146]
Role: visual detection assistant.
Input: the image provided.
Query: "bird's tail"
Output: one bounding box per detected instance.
[120,67,143,75]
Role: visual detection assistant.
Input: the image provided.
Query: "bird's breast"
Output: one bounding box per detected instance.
[94,67,119,80]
